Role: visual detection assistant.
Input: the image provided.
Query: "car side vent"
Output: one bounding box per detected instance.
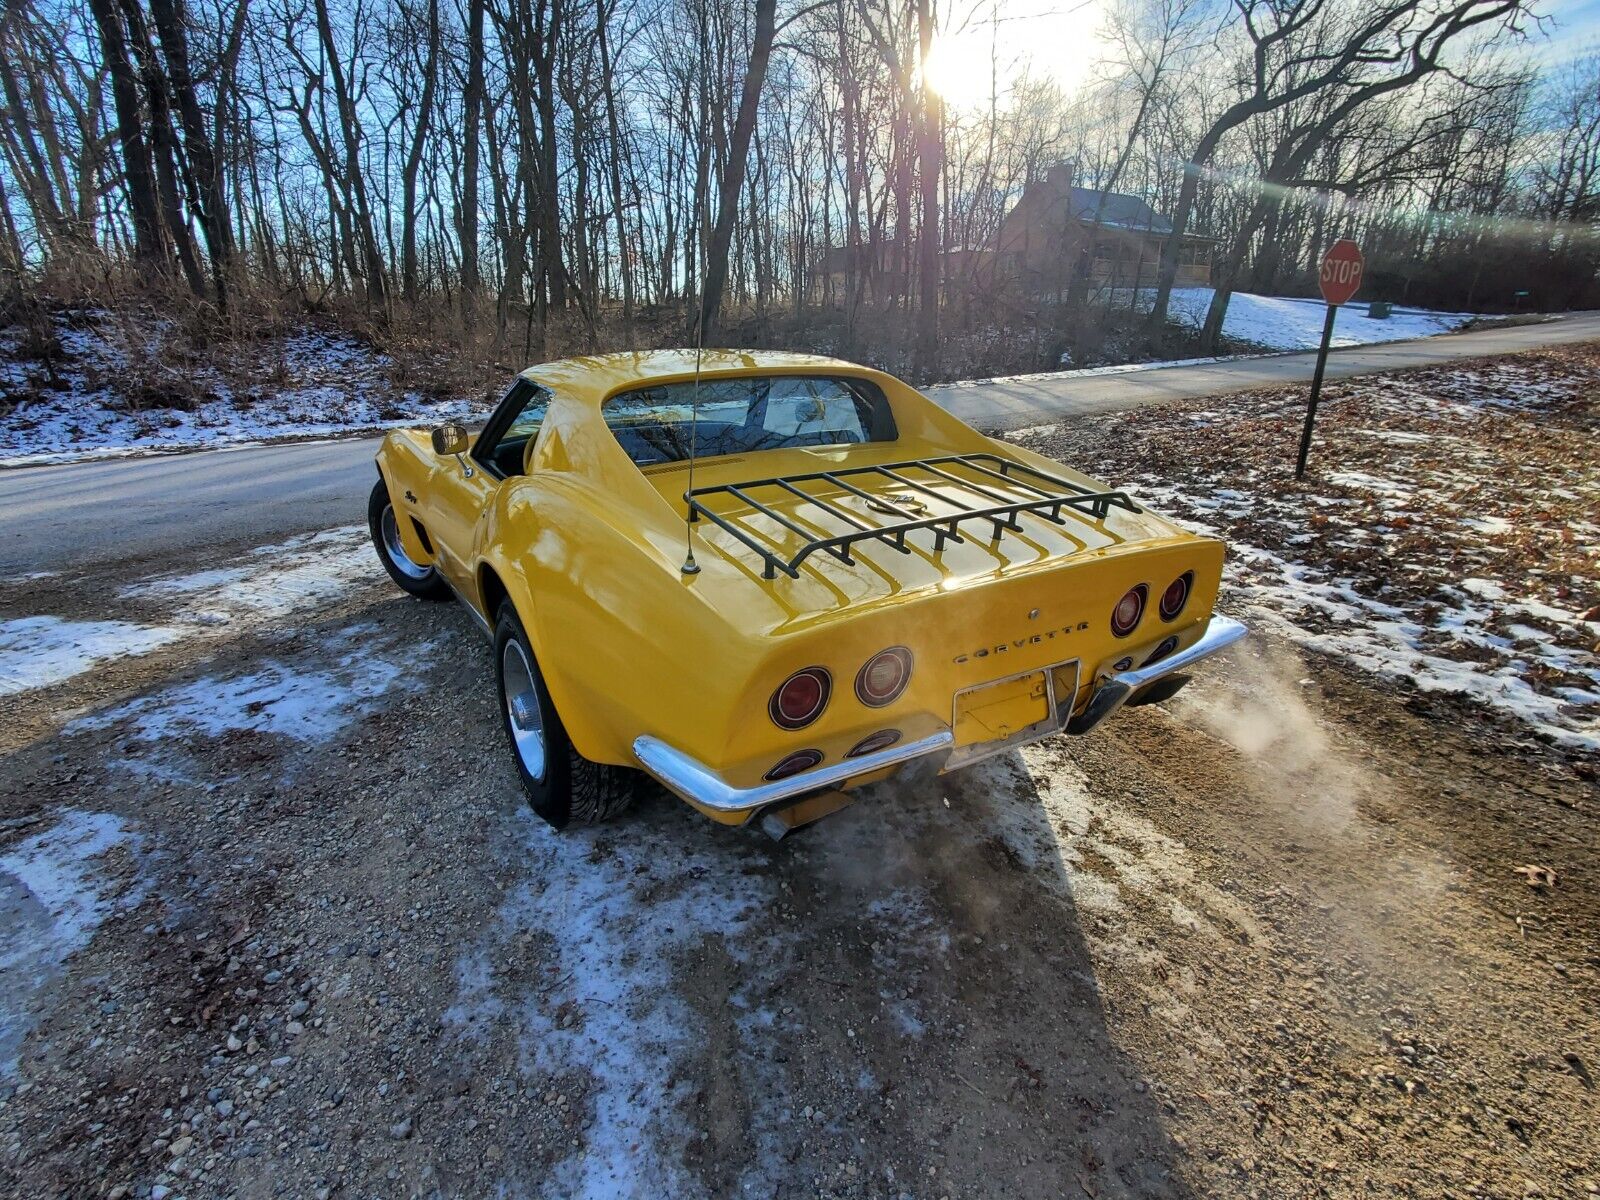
[410,518,435,555]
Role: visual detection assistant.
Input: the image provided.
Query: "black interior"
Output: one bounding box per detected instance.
[605,375,894,467]
[486,435,532,477]
[614,421,863,467]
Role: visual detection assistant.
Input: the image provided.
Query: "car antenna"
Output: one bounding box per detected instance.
[680,290,705,576]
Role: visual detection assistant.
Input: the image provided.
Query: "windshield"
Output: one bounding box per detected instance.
[604,375,896,467]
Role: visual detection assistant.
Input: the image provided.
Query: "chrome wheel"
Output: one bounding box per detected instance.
[501,639,547,782]
[380,504,431,581]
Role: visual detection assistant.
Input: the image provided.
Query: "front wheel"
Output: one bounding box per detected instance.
[494,602,636,829]
[368,479,450,600]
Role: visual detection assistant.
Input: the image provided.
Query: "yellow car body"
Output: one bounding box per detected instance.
[372,349,1244,831]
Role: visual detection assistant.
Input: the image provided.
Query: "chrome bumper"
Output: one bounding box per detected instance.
[632,730,954,818]
[1067,614,1248,735]
[631,615,1246,819]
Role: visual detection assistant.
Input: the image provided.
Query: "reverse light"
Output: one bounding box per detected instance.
[1111,585,1147,638]
[1159,572,1193,621]
[855,646,913,707]
[764,749,824,781]
[846,729,902,758]
[769,667,831,729]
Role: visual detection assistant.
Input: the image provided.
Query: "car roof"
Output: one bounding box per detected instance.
[518,349,873,406]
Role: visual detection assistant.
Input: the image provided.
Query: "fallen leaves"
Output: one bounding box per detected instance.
[1512,864,1558,889]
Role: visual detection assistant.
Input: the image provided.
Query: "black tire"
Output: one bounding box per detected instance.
[369,479,450,600]
[493,602,636,829]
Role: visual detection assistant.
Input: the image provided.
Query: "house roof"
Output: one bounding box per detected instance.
[1065,186,1172,234]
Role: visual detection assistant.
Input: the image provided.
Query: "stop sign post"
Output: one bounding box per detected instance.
[1296,239,1365,479]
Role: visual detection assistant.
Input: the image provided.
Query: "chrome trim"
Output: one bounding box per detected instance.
[1068,615,1248,735]
[632,730,954,817]
[441,574,493,639]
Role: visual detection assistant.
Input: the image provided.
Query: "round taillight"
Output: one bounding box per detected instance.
[764,749,823,781]
[1145,635,1180,665]
[769,667,831,729]
[855,646,912,707]
[1160,572,1192,621]
[1111,585,1147,638]
[846,729,901,758]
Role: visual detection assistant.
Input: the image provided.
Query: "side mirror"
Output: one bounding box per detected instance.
[431,422,469,456]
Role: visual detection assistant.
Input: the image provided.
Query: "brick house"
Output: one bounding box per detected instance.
[971,163,1213,296]
[812,164,1212,303]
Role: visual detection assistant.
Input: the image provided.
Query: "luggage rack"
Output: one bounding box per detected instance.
[685,452,1141,580]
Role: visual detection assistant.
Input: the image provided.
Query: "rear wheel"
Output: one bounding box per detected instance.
[493,602,636,829]
[369,479,449,600]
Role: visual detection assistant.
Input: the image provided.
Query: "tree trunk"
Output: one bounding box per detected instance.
[86,0,166,269]
[401,0,439,304]
[698,0,777,341]
[596,0,634,332]
[149,0,234,308]
[459,0,485,326]
[914,0,942,381]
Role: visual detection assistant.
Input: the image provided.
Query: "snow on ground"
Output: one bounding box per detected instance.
[0,310,490,466]
[1011,348,1600,755]
[0,616,182,696]
[4,526,380,705]
[930,292,1481,392]
[2,295,1485,464]
[446,808,784,1198]
[0,810,146,1077]
[120,525,374,624]
[68,629,408,745]
[1096,287,1477,351]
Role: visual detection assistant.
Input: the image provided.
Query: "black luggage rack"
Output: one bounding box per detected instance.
[685,452,1141,580]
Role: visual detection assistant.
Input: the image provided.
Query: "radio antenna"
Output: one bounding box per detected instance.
[680,291,705,575]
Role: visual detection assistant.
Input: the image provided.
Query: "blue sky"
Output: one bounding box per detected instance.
[1541,0,1600,58]
[925,0,1598,110]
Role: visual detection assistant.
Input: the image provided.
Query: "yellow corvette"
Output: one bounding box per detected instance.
[368,350,1245,835]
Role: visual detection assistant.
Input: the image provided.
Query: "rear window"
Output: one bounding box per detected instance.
[604,375,896,466]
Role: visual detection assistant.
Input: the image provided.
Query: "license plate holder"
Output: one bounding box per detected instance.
[945,660,1081,771]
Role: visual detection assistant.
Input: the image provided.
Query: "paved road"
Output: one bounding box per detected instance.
[4,311,1596,575]
[929,310,1600,430]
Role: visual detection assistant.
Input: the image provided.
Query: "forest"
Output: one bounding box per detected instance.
[0,0,1596,381]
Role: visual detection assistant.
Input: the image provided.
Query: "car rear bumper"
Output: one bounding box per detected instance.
[632,614,1247,824]
[1067,614,1248,735]
[632,729,956,822]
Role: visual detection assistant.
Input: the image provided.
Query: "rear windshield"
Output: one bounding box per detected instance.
[604,375,896,466]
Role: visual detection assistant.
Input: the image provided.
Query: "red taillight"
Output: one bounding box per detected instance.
[769,667,831,729]
[764,749,823,780]
[855,646,912,707]
[1111,585,1147,638]
[1159,572,1192,621]
[846,729,901,758]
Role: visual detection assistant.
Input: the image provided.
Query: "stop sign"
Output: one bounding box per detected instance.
[1319,239,1364,306]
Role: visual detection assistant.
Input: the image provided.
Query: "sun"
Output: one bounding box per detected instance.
[923,4,1109,111]
[923,32,1001,110]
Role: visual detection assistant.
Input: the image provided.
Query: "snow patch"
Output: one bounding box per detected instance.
[68,627,407,744]
[121,525,373,624]
[0,616,183,697]
[445,811,778,1199]
[1,317,490,466]
[1149,288,1474,350]
[1,810,146,1077]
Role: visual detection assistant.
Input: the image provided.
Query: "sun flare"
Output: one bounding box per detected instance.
[924,3,1109,110]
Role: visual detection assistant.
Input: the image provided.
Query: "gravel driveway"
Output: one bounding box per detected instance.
[2,357,1596,1199]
